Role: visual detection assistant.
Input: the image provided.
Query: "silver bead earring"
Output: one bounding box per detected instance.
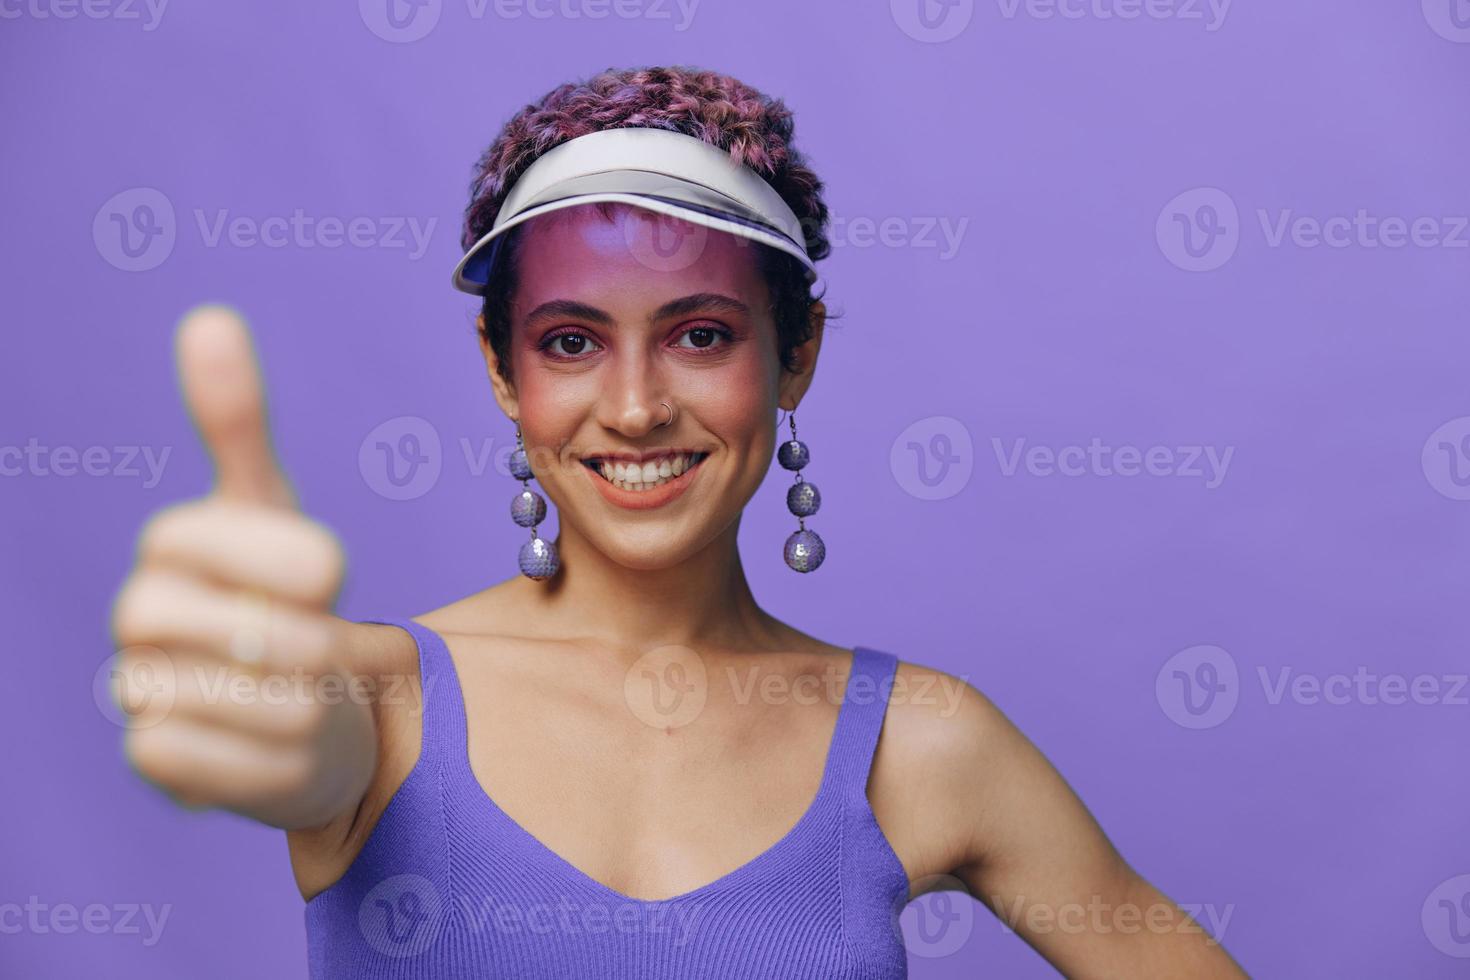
[777,409,825,572]
[509,419,559,580]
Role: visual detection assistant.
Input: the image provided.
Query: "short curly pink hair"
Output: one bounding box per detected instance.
[460,65,832,384]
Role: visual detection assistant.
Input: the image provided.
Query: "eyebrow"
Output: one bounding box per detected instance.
[522,292,752,331]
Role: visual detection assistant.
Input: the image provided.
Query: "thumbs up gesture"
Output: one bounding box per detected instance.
[109,306,376,830]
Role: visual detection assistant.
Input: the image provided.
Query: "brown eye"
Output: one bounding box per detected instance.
[674,323,734,351]
[538,330,602,359]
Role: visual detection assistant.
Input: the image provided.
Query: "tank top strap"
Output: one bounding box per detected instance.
[358,616,469,773]
[826,645,900,803]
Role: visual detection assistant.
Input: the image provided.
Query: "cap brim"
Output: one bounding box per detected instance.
[452,172,818,295]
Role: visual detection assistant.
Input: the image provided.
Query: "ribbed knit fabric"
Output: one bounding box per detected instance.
[304,617,910,978]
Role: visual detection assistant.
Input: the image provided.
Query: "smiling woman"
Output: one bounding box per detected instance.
[109,65,1250,979]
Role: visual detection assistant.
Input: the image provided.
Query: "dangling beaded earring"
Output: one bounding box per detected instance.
[508,419,559,580]
[777,409,825,572]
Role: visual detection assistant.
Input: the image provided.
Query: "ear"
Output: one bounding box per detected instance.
[478,314,520,421]
[776,300,825,413]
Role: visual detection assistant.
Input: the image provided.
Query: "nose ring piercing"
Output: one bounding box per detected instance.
[659,402,676,428]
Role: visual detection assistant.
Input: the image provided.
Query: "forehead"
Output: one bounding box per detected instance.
[510,202,768,309]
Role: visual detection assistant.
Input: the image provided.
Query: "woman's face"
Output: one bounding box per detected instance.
[483,202,822,571]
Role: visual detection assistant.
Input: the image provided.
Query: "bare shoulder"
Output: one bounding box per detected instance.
[868,659,1049,887]
[285,589,513,901]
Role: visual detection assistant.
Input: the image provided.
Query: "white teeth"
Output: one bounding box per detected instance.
[593,453,703,491]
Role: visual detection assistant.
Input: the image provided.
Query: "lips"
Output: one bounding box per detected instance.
[580,450,709,510]
[580,451,709,490]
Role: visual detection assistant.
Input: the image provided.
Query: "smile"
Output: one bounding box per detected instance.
[580,451,710,510]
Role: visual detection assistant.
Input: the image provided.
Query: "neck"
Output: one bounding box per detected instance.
[503,514,787,656]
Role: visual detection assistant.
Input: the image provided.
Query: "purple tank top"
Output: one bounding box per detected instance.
[304,617,911,978]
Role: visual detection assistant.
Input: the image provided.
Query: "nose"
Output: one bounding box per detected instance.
[593,350,671,438]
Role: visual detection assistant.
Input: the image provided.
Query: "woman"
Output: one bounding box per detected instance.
[110,66,1249,978]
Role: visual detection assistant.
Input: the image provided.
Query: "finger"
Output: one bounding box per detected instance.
[125,718,315,812]
[147,646,349,746]
[174,304,297,509]
[111,565,341,674]
[136,499,345,608]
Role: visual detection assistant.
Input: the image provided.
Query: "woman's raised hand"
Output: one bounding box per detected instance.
[109,306,377,830]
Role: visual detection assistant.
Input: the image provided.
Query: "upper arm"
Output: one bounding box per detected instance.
[284,620,425,900]
[883,665,1248,978]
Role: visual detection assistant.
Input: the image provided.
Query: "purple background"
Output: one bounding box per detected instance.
[3,0,1468,976]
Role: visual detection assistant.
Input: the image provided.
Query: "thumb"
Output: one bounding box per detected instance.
[174,304,298,509]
